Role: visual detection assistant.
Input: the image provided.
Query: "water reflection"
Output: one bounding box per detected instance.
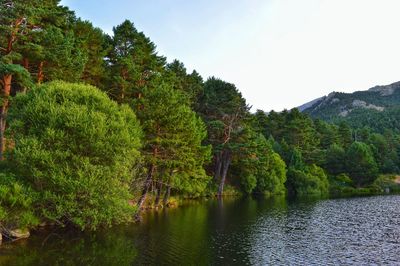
[0,226,137,266]
[1,195,400,265]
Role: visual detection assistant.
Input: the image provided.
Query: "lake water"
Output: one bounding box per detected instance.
[1,195,400,265]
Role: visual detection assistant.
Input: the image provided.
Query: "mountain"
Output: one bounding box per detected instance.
[299,81,400,132]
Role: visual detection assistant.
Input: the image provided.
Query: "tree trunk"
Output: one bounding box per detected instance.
[134,164,155,221]
[154,182,163,207]
[162,172,172,207]
[37,61,44,84]
[0,19,24,160]
[22,58,29,70]
[0,74,12,161]
[22,58,29,93]
[214,153,222,182]
[121,88,125,101]
[217,150,231,196]
[120,69,128,101]
[163,185,171,207]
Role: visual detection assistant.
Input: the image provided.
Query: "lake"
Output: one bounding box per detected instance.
[1,195,400,265]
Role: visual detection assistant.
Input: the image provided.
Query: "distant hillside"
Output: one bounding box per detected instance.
[299,81,400,132]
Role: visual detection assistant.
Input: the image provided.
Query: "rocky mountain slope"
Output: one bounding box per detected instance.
[298,81,400,132]
[299,81,400,119]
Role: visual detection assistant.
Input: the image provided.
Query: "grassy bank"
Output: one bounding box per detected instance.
[329,174,400,198]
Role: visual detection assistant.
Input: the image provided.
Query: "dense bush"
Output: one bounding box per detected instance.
[233,132,287,196]
[345,142,378,187]
[241,174,257,194]
[287,164,329,197]
[256,152,287,195]
[0,173,39,229]
[324,144,346,175]
[7,81,142,230]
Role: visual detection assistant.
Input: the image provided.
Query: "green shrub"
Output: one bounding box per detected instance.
[345,142,378,186]
[287,164,329,197]
[0,173,39,229]
[257,152,287,195]
[241,174,257,194]
[373,175,400,193]
[7,81,142,230]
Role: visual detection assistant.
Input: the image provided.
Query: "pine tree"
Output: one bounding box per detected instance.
[107,20,166,103]
[233,128,286,195]
[197,77,249,195]
[345,142,378,187]
[0,1,87,159]
[165,59,204,106]
[338,121,353,148]
[0,0,44,159]
[132,80,210,213]
[325,144,346,175]
[73,19,109,88]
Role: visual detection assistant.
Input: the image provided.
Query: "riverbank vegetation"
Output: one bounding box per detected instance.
[1,0,400,238]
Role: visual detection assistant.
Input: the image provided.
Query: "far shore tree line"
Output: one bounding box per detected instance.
[1,0,400,233]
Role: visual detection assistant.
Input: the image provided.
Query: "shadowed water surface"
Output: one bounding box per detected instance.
[1,195,400,265]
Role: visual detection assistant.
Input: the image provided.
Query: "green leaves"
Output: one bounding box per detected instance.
[232,128,287,195]
[0,62,32,88]
[345,142,378,187]
[133,81,211,195]
[287,164,329,197]
[0,173,39,228]
[107,20,166,103]
[7,81,142,230]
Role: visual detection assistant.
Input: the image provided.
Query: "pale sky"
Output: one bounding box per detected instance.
[61,0,400,111]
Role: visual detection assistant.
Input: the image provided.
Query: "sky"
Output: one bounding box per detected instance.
[61,0,400,111]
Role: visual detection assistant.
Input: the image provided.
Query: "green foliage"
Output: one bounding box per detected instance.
[233,130,285,195]
[35,26,87,83]
[338,121,353,148]
[73,19,109,88]
[314,119,339,149]
[340,107,400,134]
[335,173,353,186]
[345,142,378,187]
[241,174,257,195]
[7,81,142,230]
[324,144,346,175]
[107,20,166,103]
[328,174,399,197]
[287,148,305,169]
[372,175,400,193]
[0,173,39,229]
[257,152,287,195]
[1,0,400,233]
[197,77,249,195]
[255,105,400,195]
[286,164,329,197]
[303,83,400,133]
[165,60,204,106]
[197,77,249,149]
[0,0,85,85]
[255,109,320,164]
[232,128,287,195]
[0,62,32,90]
[133,81,211,196]
[367,133,400,173]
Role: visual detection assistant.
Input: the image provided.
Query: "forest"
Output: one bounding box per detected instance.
[1,0,400,237]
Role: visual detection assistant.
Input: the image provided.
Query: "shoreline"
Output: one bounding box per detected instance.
[2,177,400,246]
